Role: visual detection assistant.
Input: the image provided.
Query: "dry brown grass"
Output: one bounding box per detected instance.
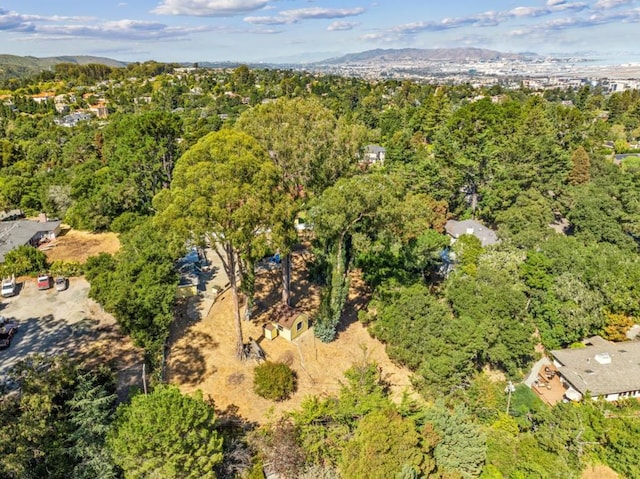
[581,464,619,479]
[43,226,120,263]
[166,248,418,424]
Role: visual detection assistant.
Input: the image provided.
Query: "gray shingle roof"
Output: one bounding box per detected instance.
[0,220,62,262]
[365,144,386,154]
[551,336,640,396]
[445,219,499,247]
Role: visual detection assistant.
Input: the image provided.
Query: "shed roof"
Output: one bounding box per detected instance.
[444,219,499,247]
[277,311,308,330]
[551,336,640,396]
[0,219,61,262]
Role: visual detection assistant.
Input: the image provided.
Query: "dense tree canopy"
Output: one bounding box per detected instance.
[2,63,640,479]
[154,129,282,357]
[108,385,223,479]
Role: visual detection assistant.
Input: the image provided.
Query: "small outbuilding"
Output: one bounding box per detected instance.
[264,323,279,341]
[264,311,310,342]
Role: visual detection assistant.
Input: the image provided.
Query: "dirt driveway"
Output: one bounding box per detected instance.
[0,277,142,399]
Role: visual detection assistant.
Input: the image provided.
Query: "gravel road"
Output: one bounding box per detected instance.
[0,276,142,397]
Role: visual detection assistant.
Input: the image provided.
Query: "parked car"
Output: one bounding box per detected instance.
[54,277,68,292]
[37,274,52,290]
[1,276,16,297]
[0,316,17,349]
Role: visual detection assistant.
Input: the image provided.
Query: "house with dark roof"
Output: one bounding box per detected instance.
[551,336,640,402]
[0,218,62,262]
[444,219,499,247]
[360,144,386,167]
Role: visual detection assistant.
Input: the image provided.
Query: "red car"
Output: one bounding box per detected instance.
[37,274,52,290]
[0,317,17,349]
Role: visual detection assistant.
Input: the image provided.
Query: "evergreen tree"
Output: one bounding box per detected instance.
[107,385,223,479]
[66,370,119,479]
[568,146,591,185]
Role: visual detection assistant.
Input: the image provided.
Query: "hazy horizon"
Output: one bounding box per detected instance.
[0,1,639,64]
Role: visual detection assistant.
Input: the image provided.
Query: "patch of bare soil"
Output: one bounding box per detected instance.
[482,364,507,383]
[75,301,145,403]
[581,464,619,479]
[166,247,417,424]
[43,226,120,263]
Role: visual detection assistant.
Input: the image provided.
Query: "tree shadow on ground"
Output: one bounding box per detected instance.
[335,271,372,337]
[213,403,260,478]
[0,314,144,404]
[168,330,219,387]
[252,245,320,328]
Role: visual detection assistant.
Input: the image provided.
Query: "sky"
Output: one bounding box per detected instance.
[1,0,640,64]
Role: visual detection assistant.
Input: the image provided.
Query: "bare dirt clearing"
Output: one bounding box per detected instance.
[166,247,417,424]
[581,464,619,479]
[43,227,120,263]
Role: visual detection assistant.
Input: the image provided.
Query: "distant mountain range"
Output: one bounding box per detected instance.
[313,48,538,66]
[0,54,127,81]
[0,48,541,82]
[0,54,126,68]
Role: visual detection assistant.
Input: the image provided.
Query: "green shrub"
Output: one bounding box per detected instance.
[2,245,48,276]
[253,361,297,401]
[49,260,84,277]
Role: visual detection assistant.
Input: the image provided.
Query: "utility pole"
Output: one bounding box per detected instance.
[505,381,516,415]
[142,363,148,395]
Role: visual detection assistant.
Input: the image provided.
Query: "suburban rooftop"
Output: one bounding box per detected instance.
[551,336,640,396]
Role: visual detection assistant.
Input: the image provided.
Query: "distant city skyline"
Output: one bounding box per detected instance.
[1,0,640,64]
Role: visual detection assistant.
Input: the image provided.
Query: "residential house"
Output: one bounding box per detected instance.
[0,216,62,262]
[360,144,386,167]
[88,100,108,119]
[31,92,55,104]
[54,94,70,114]
[551,336,640,402]
[54,112,93,127]
[445,219,499,247]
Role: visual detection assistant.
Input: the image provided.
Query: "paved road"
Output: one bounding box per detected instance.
[0,277,127,380]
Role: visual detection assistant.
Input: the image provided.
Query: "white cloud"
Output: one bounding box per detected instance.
[151,0,270,17]
[0,8,211,41]
[243,15,288,24]
[550,2,588,11]
[245,6,365,25]
[507,6,640,38]
[38,20,211,40]
[362,1,610,43]
[360,31,400,43]
[509,6,548,17]
[283,7,365,19]
[593,0,635,9]
[327,21,359,31]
